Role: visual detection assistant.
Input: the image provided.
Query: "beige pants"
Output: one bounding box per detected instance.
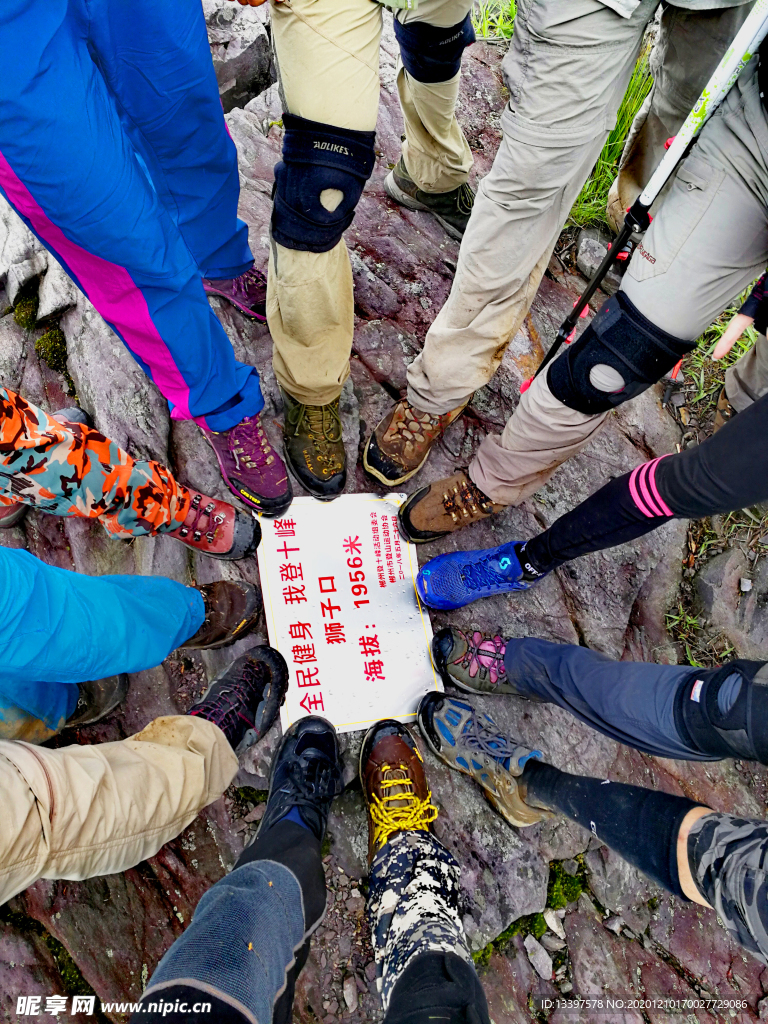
[267,0,473,404]
[0,715,237,905]
[406,0,759,503]
[726,332,768,411]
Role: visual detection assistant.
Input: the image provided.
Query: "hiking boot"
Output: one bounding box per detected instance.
[417,694,550,828]
[189,647,289,752]
[170,490,260,560]
[363,398,466,486]
[0,408,91,530]
[360,719,438,864]
[203,267,267,321]
[180,580,261,650]
[417,540,542,611]
[281,388,346,501]
[714,387,737,432]
[258,716,343,840]
[432,626,543,699]
[201,412,292,517]
[0,502,27,528]
[398,470,504,544]
[65,674,129,728]
[384,158,475,241]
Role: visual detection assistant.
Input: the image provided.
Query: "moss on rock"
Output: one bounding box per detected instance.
[35,327,69,375]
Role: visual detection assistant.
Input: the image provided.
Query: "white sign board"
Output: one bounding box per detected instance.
[256,494,441,734]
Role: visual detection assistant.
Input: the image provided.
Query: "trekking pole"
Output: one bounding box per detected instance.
[522,0,768,393]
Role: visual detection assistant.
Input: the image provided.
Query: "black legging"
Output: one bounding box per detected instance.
[524,390,768,575]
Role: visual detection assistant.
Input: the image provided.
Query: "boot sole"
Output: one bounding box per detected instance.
[384,172,465,243]
[283,445,346,502]
[0,504,29,529]
[416,702,541,828]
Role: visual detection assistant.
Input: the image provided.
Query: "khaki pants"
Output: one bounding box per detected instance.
[267,0,473,404]
[405,0,761,504]
[0,715,237,905]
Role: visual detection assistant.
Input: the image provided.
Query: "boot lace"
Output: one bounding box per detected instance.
[232,267,267,303]
[459,712,523,770]
[291,402,343,473]
[284,754,342,805]
[230,414,276,470]
[457,631,507,685]
[461,553,515,593]
[455,182,475,217]
[190,660,272,739]
[177,492,226,545]
[442,475,495,524]
[369,763,438,849]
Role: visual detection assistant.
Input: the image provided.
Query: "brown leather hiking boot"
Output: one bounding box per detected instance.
[398,469,505,544]
[359,719,438,864]
[364,398,466,486]
[384,158,475,241]
[281,388,346,501]
[180,581,261,650]
[714,387,737,432]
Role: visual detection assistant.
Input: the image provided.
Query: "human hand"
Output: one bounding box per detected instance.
[712,311,754,360]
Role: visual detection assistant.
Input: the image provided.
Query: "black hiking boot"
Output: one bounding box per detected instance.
[281,388,346,501]
[188,647,289,752]
[258,717,343,840]
[65,674,130,728]
[384,157,475,240]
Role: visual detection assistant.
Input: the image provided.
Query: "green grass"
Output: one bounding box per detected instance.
[569,48,653,227]
[472,858,586,970]
[472,0,516,40]
[681,287,760,415]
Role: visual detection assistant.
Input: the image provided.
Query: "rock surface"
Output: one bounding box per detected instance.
[1,15,767,1024]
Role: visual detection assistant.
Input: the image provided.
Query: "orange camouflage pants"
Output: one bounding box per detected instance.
[0,388,191,538]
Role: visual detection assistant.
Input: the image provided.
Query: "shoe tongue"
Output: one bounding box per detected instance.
[381,765,414,806]
[461,719,512,771]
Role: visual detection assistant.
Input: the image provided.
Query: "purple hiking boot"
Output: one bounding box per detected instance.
[201,413,293,517]
[203,267,268,321]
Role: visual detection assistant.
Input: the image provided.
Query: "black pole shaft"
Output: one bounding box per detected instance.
[533,200,652,382]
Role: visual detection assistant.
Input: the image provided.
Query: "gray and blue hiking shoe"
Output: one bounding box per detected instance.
[417,694,550,827]
[416,540,543,611]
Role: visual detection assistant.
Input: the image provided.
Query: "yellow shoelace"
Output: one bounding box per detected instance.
[369,763,439,851]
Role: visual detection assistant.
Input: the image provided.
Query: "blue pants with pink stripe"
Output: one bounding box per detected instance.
[524,390,768,574]
[0,0,264,432]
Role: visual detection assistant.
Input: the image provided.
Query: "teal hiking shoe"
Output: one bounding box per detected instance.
[417,693,550,827]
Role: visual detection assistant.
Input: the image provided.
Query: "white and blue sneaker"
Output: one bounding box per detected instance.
[417,694,550,827]
[416,540,542,611]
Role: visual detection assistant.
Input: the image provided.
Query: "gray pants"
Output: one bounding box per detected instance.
[406,0,762,505]
[504,637,708,760]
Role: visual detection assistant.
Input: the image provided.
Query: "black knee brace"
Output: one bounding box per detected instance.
[677,661,768,762]
[393,14,475,84]
[271,113,376,253]
[547,291,695,415]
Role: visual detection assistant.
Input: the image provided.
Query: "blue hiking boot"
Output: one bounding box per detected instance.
[417,693,550,827]
[416,540,542,610]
